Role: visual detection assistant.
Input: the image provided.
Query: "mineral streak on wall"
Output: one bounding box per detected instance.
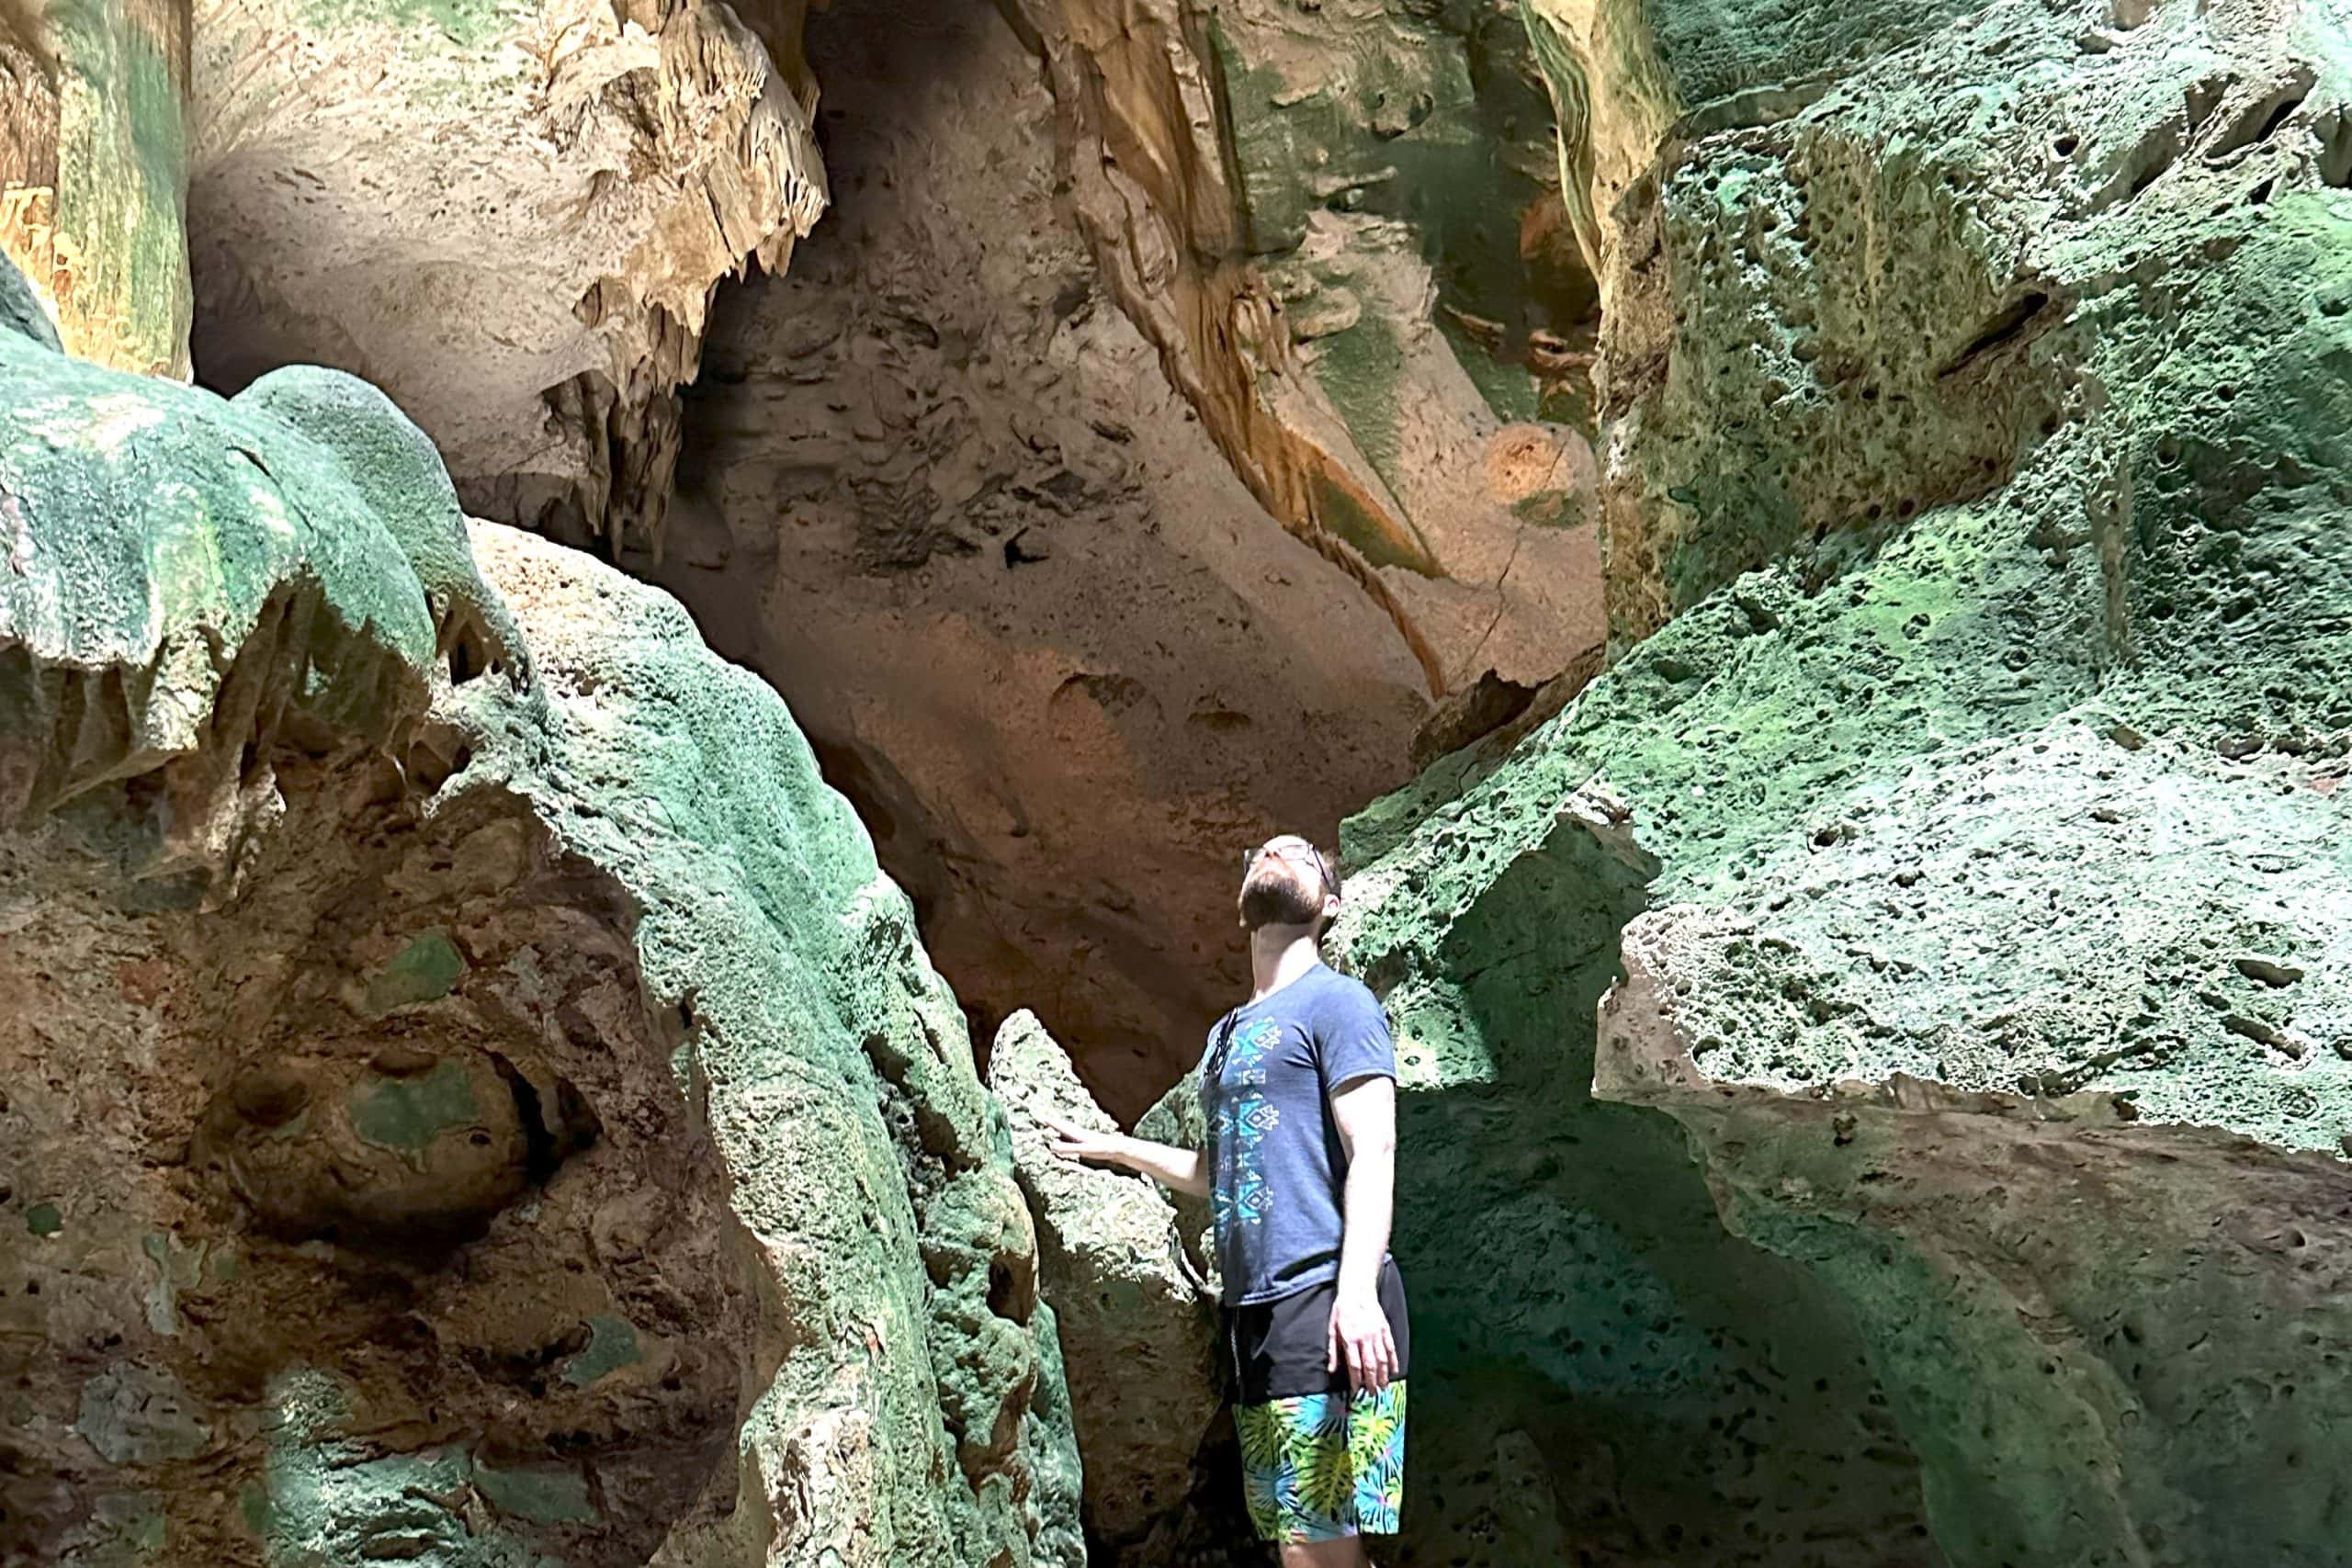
[0,0,194,376]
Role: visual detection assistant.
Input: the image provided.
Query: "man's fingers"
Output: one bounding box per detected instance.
[1327,1314,1341,1375]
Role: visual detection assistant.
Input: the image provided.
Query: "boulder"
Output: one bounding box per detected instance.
[0,249,1078,1567]
[991,1009,1221,1557]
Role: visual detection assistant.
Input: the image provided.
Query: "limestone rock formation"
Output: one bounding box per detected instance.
[990,1010,1221,1559]
[180,0,1619,1114]
[1330,0,2352,1563]
[1005,0,1608,694]
[0,0,192,375]
[185,0,826,554]
[650,0,1441,1118]
[0,254,1078,1567]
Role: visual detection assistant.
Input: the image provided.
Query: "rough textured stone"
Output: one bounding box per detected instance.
[180,0,1613,1111]
[1333,0,2352,1563]
[990,1010,1220,1556]
[186,0,826,553]
[1151,789,1939,1567]
[650,0,1437,1118]
[0,0,192,376]
[0,251,1078,1567]
[1007,0,1608,696]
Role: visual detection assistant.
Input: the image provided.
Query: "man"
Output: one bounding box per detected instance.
[1042,834,1407,1564]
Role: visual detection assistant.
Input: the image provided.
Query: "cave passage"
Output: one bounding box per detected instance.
[650,0,1435,1125]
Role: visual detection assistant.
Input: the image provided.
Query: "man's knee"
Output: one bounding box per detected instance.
[1278,1538,1367,1567]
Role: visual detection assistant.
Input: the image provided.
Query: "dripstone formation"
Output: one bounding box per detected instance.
[0,252,1078,1566]
[164,0,1622,1114]
[186,0,827,554]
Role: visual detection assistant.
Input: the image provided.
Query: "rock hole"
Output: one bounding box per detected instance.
[1939,291,2053,379]
[2090,121,2184,212]
[2203,69,2313,163]
[487,1052,596,1187]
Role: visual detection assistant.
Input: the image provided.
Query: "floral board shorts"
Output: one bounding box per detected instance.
[1226,1258,1409,1543]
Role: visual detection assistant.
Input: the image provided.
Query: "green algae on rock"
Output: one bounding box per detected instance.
[1332,0,2352,1563]
[0,0,194,377]
[0,247,1078,1566]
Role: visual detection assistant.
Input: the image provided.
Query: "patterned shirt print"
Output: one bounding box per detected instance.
[1200,964,1397,1304]
[1208,1019,1281,1239]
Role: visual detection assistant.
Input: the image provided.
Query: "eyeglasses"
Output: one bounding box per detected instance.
[1242,839,1335,897]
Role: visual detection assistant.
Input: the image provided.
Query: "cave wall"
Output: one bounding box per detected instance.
[1003,0,1609,694]
[185,0,826,553]
[0,254,1079,1567]
[172,0,1623,1118]
[1329,0,2352,1564]
[0,0,192,376]
[646,0,1439,1119]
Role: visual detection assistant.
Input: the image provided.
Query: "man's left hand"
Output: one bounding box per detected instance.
[1327,1285,1396,1395]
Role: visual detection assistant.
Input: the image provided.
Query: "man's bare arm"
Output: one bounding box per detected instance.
[1329,1075,1397,1393]
[1038,1112,1209,1197]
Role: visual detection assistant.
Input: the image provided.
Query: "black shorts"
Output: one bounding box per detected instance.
[1225,1256,1410,1402]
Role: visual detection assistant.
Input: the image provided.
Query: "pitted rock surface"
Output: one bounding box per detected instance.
[0,254,1079,1567]
[1336,0,2352,1564]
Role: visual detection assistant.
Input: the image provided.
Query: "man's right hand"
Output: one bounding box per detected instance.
[1036,1112,1131,1169]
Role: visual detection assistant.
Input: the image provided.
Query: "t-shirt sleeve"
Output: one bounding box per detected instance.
[1316,980,1396,1093]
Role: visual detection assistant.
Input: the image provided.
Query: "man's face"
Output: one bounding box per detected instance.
[1238,836,1333,931]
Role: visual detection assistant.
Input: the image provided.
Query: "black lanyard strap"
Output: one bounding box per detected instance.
[1202,1009,1240,1093]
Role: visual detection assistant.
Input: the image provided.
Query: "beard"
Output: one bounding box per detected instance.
[1239,864,1324,931]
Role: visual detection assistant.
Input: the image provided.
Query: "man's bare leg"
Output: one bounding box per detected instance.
[1280,1538,1367,1567]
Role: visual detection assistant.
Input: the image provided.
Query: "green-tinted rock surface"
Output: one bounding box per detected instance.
[0,248,1078,1566]
[1339,0,2352,1564]
[0,0,193,376]
[1006,0,1609,702]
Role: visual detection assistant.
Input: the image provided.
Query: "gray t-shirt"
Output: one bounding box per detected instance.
[1200,963,1396,1305]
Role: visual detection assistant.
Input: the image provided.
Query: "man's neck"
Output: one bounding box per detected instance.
[1248,925,1321,1001]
